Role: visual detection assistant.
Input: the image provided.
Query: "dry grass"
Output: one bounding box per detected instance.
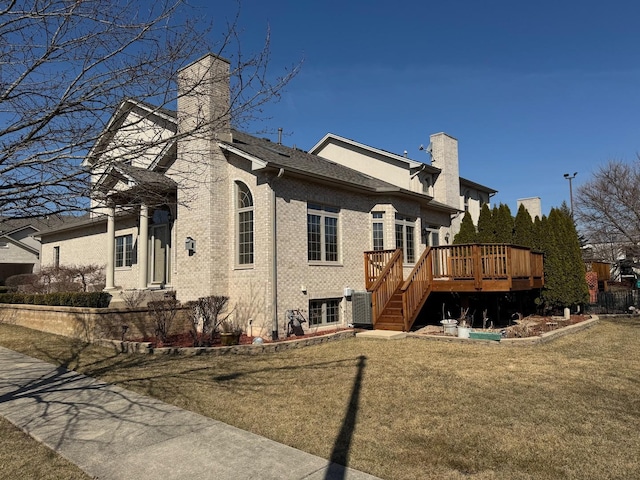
[1,317,639,479]
[0,416,90,479]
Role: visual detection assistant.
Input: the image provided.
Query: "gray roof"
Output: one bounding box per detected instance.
[226,130,429,196]
[0,215,84,235]
[113,163,177,191]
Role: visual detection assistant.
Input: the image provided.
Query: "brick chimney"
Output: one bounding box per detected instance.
[430,132,460,210]
[177,53,232,143]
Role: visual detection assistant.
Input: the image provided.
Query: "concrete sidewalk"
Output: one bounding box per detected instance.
[0,346,380,480]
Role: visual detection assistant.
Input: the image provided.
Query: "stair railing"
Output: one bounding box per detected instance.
[401,246,433,331]
[365,249,403,325]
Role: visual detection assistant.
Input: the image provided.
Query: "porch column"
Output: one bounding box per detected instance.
[138,204,149,289]
[105,204,116,290]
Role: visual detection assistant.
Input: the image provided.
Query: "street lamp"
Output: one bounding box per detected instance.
[564,172,577,217]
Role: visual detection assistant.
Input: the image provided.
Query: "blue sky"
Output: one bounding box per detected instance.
[189,0,640,215]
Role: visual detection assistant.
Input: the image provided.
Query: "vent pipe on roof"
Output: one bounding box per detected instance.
[278,127,283,145]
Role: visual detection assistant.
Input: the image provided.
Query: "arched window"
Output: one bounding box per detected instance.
[236,181,254,265]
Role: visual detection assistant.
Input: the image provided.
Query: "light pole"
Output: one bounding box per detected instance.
[564,172,577,217]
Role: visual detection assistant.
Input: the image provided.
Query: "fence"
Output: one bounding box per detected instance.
[588,290,640,314]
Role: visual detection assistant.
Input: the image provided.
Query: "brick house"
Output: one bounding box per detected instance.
[38,54,496,338]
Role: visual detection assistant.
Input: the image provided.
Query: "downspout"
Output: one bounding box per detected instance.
[271,168,285,340]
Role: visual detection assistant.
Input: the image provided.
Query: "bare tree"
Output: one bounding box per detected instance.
[1,0,299,219]
[575,158,640,260]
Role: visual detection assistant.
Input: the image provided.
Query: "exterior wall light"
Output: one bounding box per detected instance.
[185,237,196,256]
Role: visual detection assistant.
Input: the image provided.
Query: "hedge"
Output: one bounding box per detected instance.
[0,292,112,308]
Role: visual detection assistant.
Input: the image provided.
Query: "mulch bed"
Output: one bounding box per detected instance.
[416,314,591,338]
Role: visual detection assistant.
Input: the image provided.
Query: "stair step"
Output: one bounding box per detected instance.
[374,323,405,331]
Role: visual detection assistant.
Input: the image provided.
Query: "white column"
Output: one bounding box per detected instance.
[105,204,116,290]
[138,204,149,289]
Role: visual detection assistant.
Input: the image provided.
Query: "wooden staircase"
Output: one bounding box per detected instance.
[374,291,405,331]
[364,244,544,332]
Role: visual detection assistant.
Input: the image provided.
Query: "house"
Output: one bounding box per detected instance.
[38,53,502,337]
[0,216,74,285]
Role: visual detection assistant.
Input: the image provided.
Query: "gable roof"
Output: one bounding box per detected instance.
[460,177,497,194]
[310,132,441,174]
[83,98,177,168]
[0,234,40,255]
[95,163,177,192]
[82,99,464,213]
[0,216,74,235]
[219,130,458,212]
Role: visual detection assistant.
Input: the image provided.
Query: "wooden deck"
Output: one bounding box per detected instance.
[364,244,544,331]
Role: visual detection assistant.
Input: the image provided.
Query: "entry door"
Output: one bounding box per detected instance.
[149,224,170,285]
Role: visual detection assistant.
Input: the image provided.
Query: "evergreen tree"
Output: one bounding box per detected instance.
[494,203,514,243]
[532,215,545,251]
[540,206,589,310]
[476,204,495,243]
[559,203,589,306]
[513,204,534,247]
[453,211,477,244]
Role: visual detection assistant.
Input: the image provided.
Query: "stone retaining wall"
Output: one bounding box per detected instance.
[95,329,358,355]
[0,304,190,342]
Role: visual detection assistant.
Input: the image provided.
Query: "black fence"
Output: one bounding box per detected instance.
[588,290,640,314]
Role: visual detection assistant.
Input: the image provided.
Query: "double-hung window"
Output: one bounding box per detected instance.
[395,214,415,263]
[307,204,339,262]
[115,234,133,268]
[309,299,341,326]
[372,212,384,250]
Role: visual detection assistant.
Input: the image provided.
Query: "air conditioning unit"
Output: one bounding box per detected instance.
[352,291,372,326]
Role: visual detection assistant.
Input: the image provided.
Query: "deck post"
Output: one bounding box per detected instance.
[472,244,482,289]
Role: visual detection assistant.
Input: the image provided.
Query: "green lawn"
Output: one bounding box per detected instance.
[1,317,639,479]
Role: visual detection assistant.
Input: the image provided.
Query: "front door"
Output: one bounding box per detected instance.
[149,223,170,285]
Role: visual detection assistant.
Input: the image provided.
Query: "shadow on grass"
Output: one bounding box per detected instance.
[325,355,367,479]
[0,338,373,479]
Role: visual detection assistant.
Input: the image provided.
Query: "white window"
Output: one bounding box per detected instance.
[372,212,384,250]
[309,299,341,326]
[395,214,415,263]
[464,190,471,212]
[307,204,339,262]
[236,181,254,265]
[115,234,133,268]
[426,225,440,247]
[53,246,60,268]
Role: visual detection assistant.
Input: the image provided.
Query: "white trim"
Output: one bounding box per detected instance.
[218,142,268,170]
[309,133,424,169]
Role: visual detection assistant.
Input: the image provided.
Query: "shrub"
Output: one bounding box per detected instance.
[185,295,232,347]
[0,291,111,308]
[148,294,180,343]
[4,274,40,292]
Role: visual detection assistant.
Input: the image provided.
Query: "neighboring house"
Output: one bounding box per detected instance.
[0,216,75,285]
[38,53,498,338]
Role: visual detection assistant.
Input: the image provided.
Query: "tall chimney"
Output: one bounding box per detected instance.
[177,53,232,143]
[430,132,460,210]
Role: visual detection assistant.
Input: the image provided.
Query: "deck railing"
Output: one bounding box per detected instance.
[364,249,403,324]
[401,246,433,331]
[366,244,544,330]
